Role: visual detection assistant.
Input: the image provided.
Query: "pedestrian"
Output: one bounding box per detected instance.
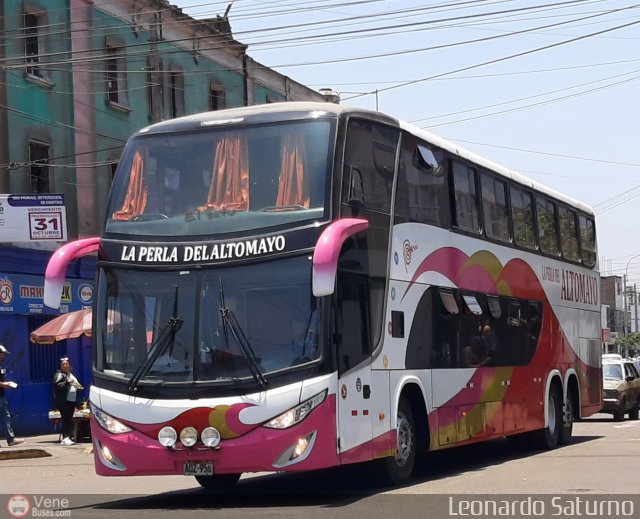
[0,344,24,447]
[52,357,83,446]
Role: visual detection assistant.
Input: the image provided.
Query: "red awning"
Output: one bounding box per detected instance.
[30,309,92,345]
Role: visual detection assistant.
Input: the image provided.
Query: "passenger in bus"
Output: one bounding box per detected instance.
[480,323,497,357]
[461,333,491,368]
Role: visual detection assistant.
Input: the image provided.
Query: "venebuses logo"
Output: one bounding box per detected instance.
[7,495,30,518]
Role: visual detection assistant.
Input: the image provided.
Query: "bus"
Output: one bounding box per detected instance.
[43,101,602,489]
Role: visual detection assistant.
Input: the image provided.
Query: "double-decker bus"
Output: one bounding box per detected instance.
[44,102,601,489]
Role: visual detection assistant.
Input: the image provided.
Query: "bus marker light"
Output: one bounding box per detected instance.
[379,413,385,421]
[292,436,309,459]
[102,445,113,462]
[273,431,318,468]
[95,439,126,471]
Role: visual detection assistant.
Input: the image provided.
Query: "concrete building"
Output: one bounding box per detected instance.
[600,275,625,354]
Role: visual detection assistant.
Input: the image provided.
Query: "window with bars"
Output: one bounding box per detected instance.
[169,70,185,118]
[209,83,225,111]
[29,141,50,193]
[105,41,128,107]
[24,12,43,78]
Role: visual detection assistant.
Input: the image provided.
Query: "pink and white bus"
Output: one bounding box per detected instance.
[44,102,602,489]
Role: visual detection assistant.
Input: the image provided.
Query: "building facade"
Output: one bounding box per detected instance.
[600,275,625,353]
[0,0,333,434]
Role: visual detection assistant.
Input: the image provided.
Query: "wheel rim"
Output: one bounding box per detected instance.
[548,393,557,434]
[395,411,413,467]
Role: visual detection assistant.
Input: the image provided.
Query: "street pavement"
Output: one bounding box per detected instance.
[0,433,92,461]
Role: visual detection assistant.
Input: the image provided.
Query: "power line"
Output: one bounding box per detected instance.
[343,7,640,99]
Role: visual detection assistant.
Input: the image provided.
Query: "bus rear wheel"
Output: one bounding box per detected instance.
[380,397,416,486]
[195,473,241,493]
[559,391,573,445]
[533,385,561,449]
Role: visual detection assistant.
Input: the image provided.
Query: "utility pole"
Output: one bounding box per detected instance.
[633,283,638,333]
[623,274,628,336]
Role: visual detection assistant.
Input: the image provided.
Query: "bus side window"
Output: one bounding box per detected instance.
[481,172,510,242]
[510,186,536,249]
[579,214,597,267]
[451,160,480,232]
[405,287,434,370]
[335,269,372,374]
[394,134,448,228]
[559,205,580,262]
[536,195,560,256]
[433,289,459,368]
[343,119,398,213]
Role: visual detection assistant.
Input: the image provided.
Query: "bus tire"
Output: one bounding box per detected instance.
[195,473,241,492]
[533,384,561,449]
[380,397,416,486]
[559,391,573,445]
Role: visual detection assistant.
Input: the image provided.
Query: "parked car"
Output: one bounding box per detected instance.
[601,357,640,421]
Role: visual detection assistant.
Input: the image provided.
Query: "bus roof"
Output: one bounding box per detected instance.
[136,101,594,216]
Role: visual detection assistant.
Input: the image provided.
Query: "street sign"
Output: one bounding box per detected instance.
[0,194,67,242]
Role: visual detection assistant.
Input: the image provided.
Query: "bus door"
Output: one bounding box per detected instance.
[335,117,399,460]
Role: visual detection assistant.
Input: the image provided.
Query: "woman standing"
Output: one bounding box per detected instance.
[52,357,83,446]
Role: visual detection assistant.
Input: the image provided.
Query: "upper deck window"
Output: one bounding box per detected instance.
[105,119,334,236]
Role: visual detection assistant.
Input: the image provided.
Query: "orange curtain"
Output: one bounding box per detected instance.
[276,133,309,208]
[111,151,147,221]
[199,135,249,212]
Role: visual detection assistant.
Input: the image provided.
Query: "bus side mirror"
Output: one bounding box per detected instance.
[43,237,101,308]
[312,218,369,297]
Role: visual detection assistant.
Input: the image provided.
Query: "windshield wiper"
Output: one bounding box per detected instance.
[219,278,267,389]
[128,286,183,394]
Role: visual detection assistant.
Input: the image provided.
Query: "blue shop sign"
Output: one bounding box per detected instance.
[0,273,92,315]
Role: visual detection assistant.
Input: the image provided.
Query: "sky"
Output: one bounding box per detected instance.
[173,0,640,285]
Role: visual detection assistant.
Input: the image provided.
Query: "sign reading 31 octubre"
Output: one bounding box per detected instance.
[0,194,67,242]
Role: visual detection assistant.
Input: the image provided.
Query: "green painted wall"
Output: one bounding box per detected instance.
[4,0,77,236]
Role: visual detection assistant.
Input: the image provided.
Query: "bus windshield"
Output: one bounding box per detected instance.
[105,119,334,236]
[95,255,320,387]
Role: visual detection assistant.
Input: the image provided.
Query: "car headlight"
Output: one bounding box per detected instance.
[91,405,133,434]
[264,390,327,429]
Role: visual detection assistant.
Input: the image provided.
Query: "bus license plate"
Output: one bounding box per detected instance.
[183,461,213,476]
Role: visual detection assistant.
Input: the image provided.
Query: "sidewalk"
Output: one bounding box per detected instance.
[0,434,92,460]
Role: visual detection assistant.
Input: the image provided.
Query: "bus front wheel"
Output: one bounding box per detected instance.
[195,473,241,493]
[380,397,416,486]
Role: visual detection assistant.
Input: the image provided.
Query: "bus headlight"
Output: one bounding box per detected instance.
[158,426,177,448]
[201,427,221,448]
[92,405,133,434]
[264,390,327,429]
[180,427,198,447]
